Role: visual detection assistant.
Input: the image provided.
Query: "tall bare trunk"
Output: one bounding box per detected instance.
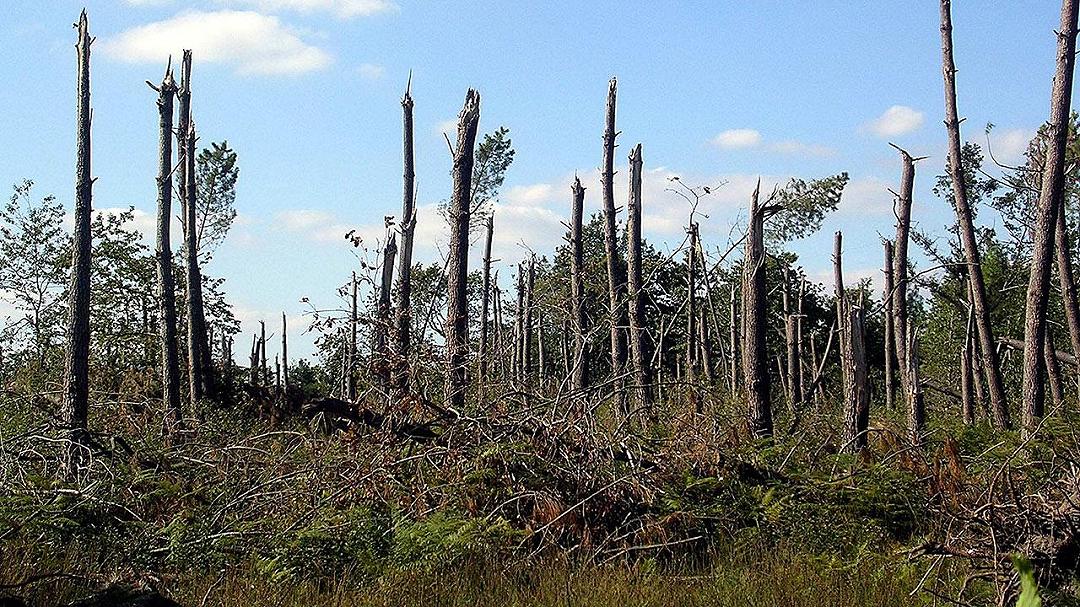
[883,240,896,410]
[1055,206,1080,368]
[783,266,802,408]
[259,320,267,385]
[627,144,652,411]
[479,215,494,382]
[941,0,1011,429]
[600,78,629,384]
[961,318,975,424]
[281,312,288,392]
[348,273,357,401]
[836,232,869,452]
[523,258,536,384]
[1022,0,1079,435]
[743,180,772,438]
[907,325,926,445]
[63,10,94,468]
[375,234,397,387]
[570,177,588,392]
[150,65,182,428]
[393,80,416,393]
[1046,328,1067,411]
[686,223,699,387]
[444,89,480,411]
[891,148,916,402]
[729,282,739,395]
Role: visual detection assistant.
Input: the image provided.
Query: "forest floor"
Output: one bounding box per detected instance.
[0,386,1074,606]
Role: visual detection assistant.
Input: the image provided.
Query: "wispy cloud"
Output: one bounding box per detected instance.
[987,127,1033,165]
[220,0,398,19]
[100,10,332,76]
[711,128,762,149]
[357,62,385,79]
[866,105,924,137]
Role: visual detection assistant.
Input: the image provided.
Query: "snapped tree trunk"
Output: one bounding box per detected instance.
[835,232,869,453]
[743,180,772,438]
[150,65,183,428]
[393,80,417,393]
[63,10,93,469]
[962,310,976,424]
[281,312,289,392]
[348,273,357,401]
[891,148,916,407]
[783,266,802,408]
[627,143,652,411]
[1055,202,1080,374]
[375,234,397,387]
[686,223,699,389]
[729,283,739,395]
[569,177,588,393]
[907,324,926,445]
[940,0,1011,429]
[444,89,480,411]
[600,78,629,387]
[883,239,896,410]
[524,257,536,384]
[1021,0,1079,435]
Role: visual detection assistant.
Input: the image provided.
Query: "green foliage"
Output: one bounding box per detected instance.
[194,140,239,263]
[766,172,849,242]
[1013,555,1042,607]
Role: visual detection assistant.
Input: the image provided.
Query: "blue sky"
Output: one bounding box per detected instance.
[0,1,1068,361]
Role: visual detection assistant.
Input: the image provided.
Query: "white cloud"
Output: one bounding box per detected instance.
[436,119,458,138]
[866,105,924,138]
[711,128,762,149]
[220,0,397,19]
[987,127,1033,165]
[838,176,895,215]
[100,10,332,76]
[770,140,835,158]
[358,63,385,79]
[277,209,334,230]
[503,183,554,207]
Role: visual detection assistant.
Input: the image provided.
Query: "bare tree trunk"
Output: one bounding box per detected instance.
[686,222,699,387]
[907,324,926,445]
[883,240,896,410]
[249,334,259,386]
[941,0,1011,429]
[796,278,807,401]
[375,234,397,387]
[393,79,417,393]
[349,273,357,401]
[259,320,267,386]
[1046,328,1067,411]
[729,282,739,395]
[479,215,494,382]
[627,144,652,411]
[600,78,629,388]
[514,264,525,383]
[835,232,869,452]
[961,320,975,425]
[1022,0,1079,435]
[63,10,94,469]
[1055,205,1080,371]
[537,308,546,386]
[281,312,289,392]
[150,65,183,428]
[783,266,802,408]
[524,257,536,384]
[891,149,916,406]
[444,89,480,411]
[743,180,772,438]
[570,177,588,392]
[179,51,213,405]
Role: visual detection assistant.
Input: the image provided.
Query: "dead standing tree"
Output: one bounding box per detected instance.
[882,240,895,410]
[569,177,588,393]
[62,10,94,469]
[479,215,494,383]
[940,0,1010,429]
[178,50,213,404]
[627,144,652,411]
[889,146,923,412]
[148,64,183,428]
[1021,0,1079,435]
[444,89,481,411]
[375,232,397,387]
[743,180,772,438]
[834,232,870,452]
[393,78,417,394]
[600,78,629,403]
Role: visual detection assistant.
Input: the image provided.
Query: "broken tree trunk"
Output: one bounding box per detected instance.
[570,177,588,393]
[783,266,802,408]
[686,222,699,387]
[348,273,357,401]
[883,240,896,410]
[1046,328,1067,411]
[1021,0,1079,435]
[444,89,480,411]
[835,232,869,452]
[376,234,398,387]
[63,9,94,469]
[627,143,652,411]
[729,281,739,396]
[281,312,289,392]
[891,148,916,410]
[150,64,183,428]
[743,180,772,438]
[907,324,926,445]
[961,319,975,425]
[524,257,536,384]
[393,79,417,393]
[600,78,629,389]
[940,0,1011,429]
[479,215,494,383]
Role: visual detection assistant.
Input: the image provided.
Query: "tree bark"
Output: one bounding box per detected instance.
[940,0,1011,429]
[627,143,652,411]
[151,65,183,428]
[63,9,94,469]
[444,89,480,411]
[1046,328,1067,411]
[281,312,288,391]
[600,78,629,387]
[523,257,536,384]
[1055,203,1080,370]
[348,272,357,401]
[883,240,896,410]
[375,234,397,387]
[835,232,869,452]
[961,318,975,425]
[686,222,699,387]
[393,80,416,393]
[1022,0,1079,435]
[906,324,926,445]
[891,149,915,405]
[743,180,772,438]
[570,177,588,392]
[729,281,739,396]
[783,265,802,408]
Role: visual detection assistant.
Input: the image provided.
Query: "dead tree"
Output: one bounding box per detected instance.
[783,266,802,408]
[281,312,289,391]
[375,234,397,387]
[729,283,739,395]
[569,177,588,392]
[393,78,417,393]
[1055,202,1080,376]
[259,320,268,385]
[479,215,494,382]
[149,64,183,427]
[600,78,629,387]
[695,231,716,385]
[444,89,481,411]
[62,10,94,468]
[249,334,259,385]
[1046,328,1067,410]
[686,223,700,387]
[906,325,926,445]
[891,147,919,409]
[835,232,869,452]
[524,257,536,382]
[1021,0,1079,435]
[514,264,526,382]
[940,0,1010,429]
[743,180,772,438]
[178,50,212,404]
[627,143,652,410]
[883,240,896,410]
[348,273,358,401]
[961,309,976,424]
